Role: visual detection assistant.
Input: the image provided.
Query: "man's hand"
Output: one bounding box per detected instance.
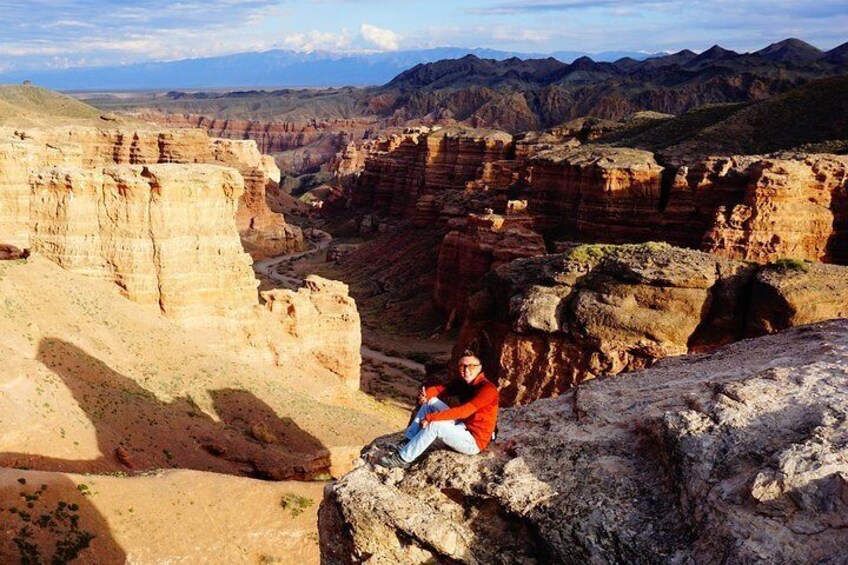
[417,386,427,405]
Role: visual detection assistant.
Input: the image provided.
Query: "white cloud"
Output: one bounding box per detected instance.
[279,30,352,52]
[360,23,401,51]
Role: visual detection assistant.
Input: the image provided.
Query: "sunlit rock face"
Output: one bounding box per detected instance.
[339,124,848,265]
[433,203,546,322]
[352,126,514,220]
[0,126,363,387]
[320,319,848,564]
[0,126,303,260]
[29,164,258,318]
[700,154,848,264]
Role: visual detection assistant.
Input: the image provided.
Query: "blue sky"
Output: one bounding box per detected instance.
[1,0,846,71]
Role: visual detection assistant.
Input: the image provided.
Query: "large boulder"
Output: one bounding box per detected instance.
[457,243,756,404]
[456,242,848,405]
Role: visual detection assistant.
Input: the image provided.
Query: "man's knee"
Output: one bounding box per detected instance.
[428,420,454,434]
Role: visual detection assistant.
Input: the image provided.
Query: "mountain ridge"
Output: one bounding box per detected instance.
[3,38,846,91]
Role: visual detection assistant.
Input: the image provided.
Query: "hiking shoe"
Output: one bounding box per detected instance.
[378,452,411,469]
[392,438,410,450]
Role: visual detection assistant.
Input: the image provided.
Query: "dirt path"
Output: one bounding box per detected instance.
[361,346,425,373]
[254,228,332,287]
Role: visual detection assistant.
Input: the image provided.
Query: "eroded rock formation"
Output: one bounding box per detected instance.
[456,242,848,405]
[30,164,258,318]
[254,276,362,387]
[140,112,379,175]
[352,126,513,220]
[434,202,546,322]
[701,154,848,263]
[0,126,359,386]
[320,319,848,564]
[0,126,303,259]
[335,126,848,266]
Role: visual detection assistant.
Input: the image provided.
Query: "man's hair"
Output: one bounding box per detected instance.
[458,351,481,365]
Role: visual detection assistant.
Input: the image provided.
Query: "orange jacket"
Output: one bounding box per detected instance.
[423,373,499,450]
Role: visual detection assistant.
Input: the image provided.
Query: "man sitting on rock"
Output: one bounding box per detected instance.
[379,353,499,469]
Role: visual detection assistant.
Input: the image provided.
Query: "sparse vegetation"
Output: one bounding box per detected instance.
[565,243,616,263]
[771,258,812,273]
[279,493,313,518]
[2,484,95,564]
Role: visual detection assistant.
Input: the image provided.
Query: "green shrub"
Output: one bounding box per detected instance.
[280,493,313,518]
[771,258,811,273]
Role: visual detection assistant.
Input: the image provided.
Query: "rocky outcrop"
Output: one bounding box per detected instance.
[747,261,848,335]
[526,145,665,237]
[320,319,848,564]
[211,138,304,259]
[30,164,258,318]
[701,154,848,263]
[433,202,546,322]
[0,126,361,386]
[252,276,361,387]
[0,126,303,259]
[456,242,848,405]
[139,112,378,175]
[353,126,513,220]
[341,126,848,265]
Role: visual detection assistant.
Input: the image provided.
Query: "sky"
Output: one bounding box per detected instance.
[0,0,846,71]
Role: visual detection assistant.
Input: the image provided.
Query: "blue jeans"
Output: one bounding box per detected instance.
[399,398,480,463]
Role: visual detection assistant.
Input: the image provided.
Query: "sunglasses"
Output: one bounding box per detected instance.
[459,363,481,370]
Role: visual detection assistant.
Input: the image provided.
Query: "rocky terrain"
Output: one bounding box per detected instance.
[291,73,848,410]
[0,254,405,562]
[317,120,847,326]
[0,122,303,260]
[320,319,848,564]
[141,111,381,176]
[3,63,848,562]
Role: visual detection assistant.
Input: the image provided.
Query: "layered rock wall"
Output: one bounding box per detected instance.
[341,126,847,265]
[353,127,513,220]
[0,126,358,385]
[0,126,303,259]
[30,164,258,318]
[433,203,546,322]
[140,112,378,175]
[702,154,848,263]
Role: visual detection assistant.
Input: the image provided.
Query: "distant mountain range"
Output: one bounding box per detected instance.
[386,39,847,90]
[79,37,848,135]
[0,46,709,91]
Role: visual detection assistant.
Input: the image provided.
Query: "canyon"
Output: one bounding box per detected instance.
[2,67,847,563]
[309,122,846,403]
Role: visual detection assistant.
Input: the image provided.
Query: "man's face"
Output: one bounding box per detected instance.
[458,356,482,383]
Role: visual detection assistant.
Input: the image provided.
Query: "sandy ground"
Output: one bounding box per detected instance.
[0,468,325,564]
[0,255,407,563]
[0,222,451,563]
